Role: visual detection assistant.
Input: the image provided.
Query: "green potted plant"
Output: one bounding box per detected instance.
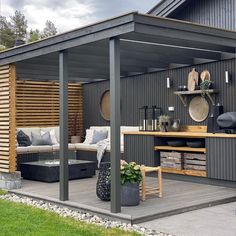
[200,80,213,97]
[120,160,142,206]
[159,115,172,132]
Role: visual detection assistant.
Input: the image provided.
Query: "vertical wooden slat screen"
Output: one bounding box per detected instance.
[0,64,16,173]
[16,80,83,137]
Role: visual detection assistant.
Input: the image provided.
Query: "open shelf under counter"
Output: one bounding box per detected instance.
[162,168,206,177]
[154,146,206,153]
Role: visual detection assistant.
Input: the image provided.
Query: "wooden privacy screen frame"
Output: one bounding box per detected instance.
[100,90,110,121]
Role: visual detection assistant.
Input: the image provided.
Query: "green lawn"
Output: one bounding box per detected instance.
[0,189,7,195]
[0,197,139,236]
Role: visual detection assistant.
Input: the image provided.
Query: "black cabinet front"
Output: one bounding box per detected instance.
[206,138,236,181]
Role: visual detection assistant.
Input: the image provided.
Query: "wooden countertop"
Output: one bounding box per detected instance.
[123,131,236,138]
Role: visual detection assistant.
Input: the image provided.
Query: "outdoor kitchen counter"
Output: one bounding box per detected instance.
[123,131,236,138]
[123,131,236,181]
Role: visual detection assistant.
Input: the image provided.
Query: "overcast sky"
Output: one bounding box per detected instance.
[1,0,159,33]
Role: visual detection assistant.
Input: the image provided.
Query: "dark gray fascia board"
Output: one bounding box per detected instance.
[147,0,190,17]
[2,12,236,67]
[131,14,236,52]
[0,12,136,66]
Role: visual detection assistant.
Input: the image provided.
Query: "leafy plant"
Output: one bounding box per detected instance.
[159,115,172,132]
[120,160,142,185]
[200,80,213,97]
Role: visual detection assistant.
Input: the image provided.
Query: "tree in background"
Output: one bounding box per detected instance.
[28,29,40,43]
[0,11,58,50]
[41,20,57,38]
[0,16,16,48]
[10,10,28,41]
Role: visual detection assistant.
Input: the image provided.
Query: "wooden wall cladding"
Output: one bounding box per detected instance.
[0,64,16,173]
[16,80,83,137]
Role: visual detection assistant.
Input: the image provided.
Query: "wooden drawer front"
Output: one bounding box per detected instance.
[160,152,183,170]
[184,153,206,171]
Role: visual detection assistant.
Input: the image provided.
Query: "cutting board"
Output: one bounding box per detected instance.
[188,68,199,91]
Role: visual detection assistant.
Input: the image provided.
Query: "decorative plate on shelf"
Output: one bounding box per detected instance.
[100,90,110,121]
[189,96,209,122]
[200,70,211,81]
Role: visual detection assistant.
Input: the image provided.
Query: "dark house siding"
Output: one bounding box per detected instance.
[170,0,236,30]
[83,58,236,129]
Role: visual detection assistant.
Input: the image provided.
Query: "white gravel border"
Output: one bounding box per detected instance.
[0,193,172,236]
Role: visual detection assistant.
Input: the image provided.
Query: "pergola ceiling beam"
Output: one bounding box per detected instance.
[17,71,109,80]
[124,32,236,55]
[72,43,217,64]
[120,40,223,61]
[18,52,168,69]
[16,62,150,76]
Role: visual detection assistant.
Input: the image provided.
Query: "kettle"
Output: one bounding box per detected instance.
[171,119,181,132]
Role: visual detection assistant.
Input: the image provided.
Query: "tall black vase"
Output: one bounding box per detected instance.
[96,162,111,201]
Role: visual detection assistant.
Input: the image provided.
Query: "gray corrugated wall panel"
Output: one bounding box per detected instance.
[171,0,236,31]
[124,135,158,166]
[206,138,236,181]
[83,58,236,128]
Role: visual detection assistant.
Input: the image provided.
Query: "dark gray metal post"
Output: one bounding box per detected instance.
[109,37,121,213]
[59,50,69,201]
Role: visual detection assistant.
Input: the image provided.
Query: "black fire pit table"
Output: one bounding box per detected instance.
[20,159,96,182]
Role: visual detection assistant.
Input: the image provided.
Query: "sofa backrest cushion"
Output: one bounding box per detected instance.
[83,129,94,144]
[17,127,41,141]
[89,126,139,145]
[91,129,108,144]
[41,126,60,143]
[41,128,59,144]
[90,126,110,139]
[17,130,32,146]
[31,131,53,146]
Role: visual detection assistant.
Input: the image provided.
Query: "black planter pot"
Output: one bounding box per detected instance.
[96,162,111,201]
[121,182,140,206]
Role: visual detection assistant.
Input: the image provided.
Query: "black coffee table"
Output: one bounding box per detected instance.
[20,159,96,182]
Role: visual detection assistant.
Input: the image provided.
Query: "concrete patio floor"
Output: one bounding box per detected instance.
[10,176,236,224]
[140,201,236,236]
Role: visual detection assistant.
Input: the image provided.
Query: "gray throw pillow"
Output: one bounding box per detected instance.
[91,130,108,144]
[31,131,53,146]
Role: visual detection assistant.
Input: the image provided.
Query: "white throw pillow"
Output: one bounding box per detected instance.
[83,129,94,144]
[41,129,58,145]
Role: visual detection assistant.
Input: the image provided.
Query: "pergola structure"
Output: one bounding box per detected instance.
[1,12,236,213]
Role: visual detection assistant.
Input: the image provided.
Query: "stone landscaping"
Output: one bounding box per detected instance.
[0,193,172,236]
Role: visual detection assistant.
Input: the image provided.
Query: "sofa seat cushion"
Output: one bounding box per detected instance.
[75,143,97,151]
[16,145,53,154]
[28,145,53,153]
[16,146,30,154]
[52,144,76,151]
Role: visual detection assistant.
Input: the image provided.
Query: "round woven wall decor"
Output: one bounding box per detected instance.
[189,96,209,122]
[100,90,110,121]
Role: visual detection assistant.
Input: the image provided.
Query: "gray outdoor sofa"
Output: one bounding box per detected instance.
[16,126,139,170]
